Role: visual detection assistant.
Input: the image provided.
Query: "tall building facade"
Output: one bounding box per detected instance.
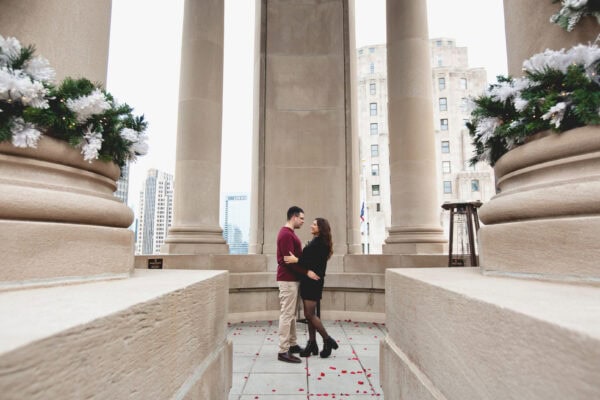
[221,193,249,254]
[356,39,494,253]
[114,162,129,204]
[135,169,174,254]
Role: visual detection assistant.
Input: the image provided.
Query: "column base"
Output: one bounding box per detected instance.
[162,225,229,255]
[0,220,133,288]
[383,226,447,255]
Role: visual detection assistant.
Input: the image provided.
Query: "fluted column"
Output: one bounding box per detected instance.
[382,0,446,254]
[162,0,228,255]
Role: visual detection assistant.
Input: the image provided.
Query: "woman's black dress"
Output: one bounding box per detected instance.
[297,236,329,301]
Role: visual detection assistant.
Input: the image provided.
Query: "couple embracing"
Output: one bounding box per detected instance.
[276,206,339,364]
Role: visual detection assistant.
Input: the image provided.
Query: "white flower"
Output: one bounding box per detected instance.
[514,97,529,112]
[80,126,104,162]
[541,102,568,128]
[24,56,55,83]
[0,68,49,108]
[475,117,501,145]
[131,133,149,156]
[119,127,139,143]
[489,81,517,102]
[66,89,111,123]
[10,117,42,148]
[564,0,588,9]
[0,36,22,67]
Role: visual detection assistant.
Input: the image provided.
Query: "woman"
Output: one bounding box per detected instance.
[284,217,339,358]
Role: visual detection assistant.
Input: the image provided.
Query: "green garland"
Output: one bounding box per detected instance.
[468,46,600,166]
[0,37,147,167]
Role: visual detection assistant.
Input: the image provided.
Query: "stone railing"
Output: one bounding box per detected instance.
[134,254,447,323]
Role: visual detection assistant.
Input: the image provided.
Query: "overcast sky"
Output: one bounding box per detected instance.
[107,0,507,214]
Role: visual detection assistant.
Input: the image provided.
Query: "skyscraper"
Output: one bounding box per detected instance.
[114,162,129,204]
[356,39,494,253]
[221,193,249,254]
[135,169,174,254]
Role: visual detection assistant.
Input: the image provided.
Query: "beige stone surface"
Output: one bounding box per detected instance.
[0,137,134,286]
[383,267,600,399]
[0,0,112,84]
[383,0,446,253]
[1,221,133,288]
[135,254,269,273]
[0,269,232,399]
[479,127,600,281]
[164,0,229,254]
[344,254,447,273]
[503,0,599,77]
[250,0,361,255]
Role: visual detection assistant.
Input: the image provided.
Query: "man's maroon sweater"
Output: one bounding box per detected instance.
[276,226,305,281]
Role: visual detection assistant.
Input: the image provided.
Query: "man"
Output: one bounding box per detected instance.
[276,206,306,363]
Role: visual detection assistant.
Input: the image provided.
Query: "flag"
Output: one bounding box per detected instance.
[360,202,365,222]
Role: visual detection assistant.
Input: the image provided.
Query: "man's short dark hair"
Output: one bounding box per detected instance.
[287,206,304,220]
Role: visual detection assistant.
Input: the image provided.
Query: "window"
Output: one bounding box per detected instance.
[376,203,381,212]
[370,103,377,116]
[369,47,375,53]
[370,123,378,135]
[441,141,450,153]
[443,181,452,194]
[471,179,480,192]
[370,63,375,74]
[440,119,448,131]
[371,164,379,176]
[358,49,364,55]
[372,185,380,196]
[447,40,453,46]
[442,161,451,174]
[369,82,376,95]
[439,98,447,111]
[438,58,443,67]
[438,77,446,90]
[460,78,467,89]
[371,144,379,157]
[436,40,442,47]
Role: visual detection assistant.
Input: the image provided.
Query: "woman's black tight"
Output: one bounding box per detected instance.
[303,299,329,341]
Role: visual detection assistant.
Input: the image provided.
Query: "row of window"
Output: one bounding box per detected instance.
[370,179,480,196]
[438,97,470,112]
[438,77,468,91]
[443,180,480,194]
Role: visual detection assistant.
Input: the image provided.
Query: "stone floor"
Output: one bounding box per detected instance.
[227,319,386,399]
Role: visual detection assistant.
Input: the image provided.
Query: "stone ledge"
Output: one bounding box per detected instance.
[0,269,232,399]
[383,267,600,399]
[228,272,385,290]
[135,254,268,272]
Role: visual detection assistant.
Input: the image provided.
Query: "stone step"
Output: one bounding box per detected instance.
[0,269,232,399]
[382,267,600,400]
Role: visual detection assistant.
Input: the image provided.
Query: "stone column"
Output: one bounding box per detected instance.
[382,0,446,254]
[162,0,229,255]
[0,0,112,84]
[250,0,361,257]
[504,0,598,77]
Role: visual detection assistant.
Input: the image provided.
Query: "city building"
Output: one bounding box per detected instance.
[221,193,249,254]
[135,169,174,254]
[114,162,129,204]
[356,39,494,253]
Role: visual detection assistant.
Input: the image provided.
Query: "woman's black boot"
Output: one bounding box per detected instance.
[319,336,339,358]
[299,340,319,357]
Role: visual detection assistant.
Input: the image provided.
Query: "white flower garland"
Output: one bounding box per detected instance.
[551,0,600,31]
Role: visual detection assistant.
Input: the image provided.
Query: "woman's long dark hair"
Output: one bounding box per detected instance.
[315,217,333,260]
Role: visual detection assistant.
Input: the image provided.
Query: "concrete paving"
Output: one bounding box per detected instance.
[228,320,386,399]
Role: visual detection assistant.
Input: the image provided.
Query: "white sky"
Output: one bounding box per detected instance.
[107,0,507,214]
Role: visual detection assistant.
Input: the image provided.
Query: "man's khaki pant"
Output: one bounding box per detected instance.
[278,281,300,354]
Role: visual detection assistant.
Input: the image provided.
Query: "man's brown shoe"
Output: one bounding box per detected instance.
[278,351,302,363]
